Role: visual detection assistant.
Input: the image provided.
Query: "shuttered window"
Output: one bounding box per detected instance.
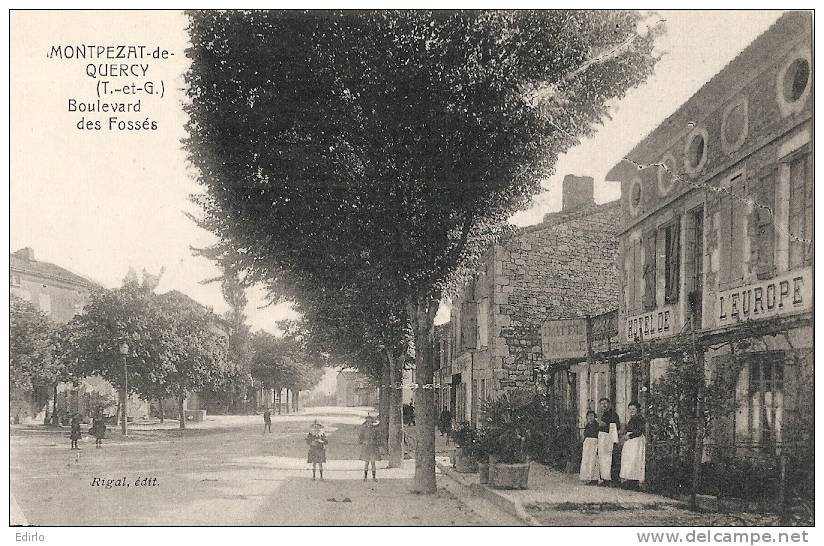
[719,174,747,289]
[753,168,776,279]
[643,230,657,310]
[788,152,812,269]
[664,217,681,304]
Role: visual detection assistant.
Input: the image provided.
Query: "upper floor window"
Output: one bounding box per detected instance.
[718,172,747,289]
[642,230,657,310]
[624,237,643,313]
[787,151,812,269]
[777,49,812,116]
[663,219,681,304]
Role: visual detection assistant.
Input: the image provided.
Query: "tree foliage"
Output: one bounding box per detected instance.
[185,9,664,492]
[10,296,58,405]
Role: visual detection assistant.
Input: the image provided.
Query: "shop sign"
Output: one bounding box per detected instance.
[625,305,678,342]
[541,318,587,360]
[717,267,812,326]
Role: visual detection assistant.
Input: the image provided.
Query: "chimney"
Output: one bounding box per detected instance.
[14,247,35,261]
[561,174,595,212]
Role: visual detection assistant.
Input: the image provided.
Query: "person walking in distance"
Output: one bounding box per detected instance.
[90,412,107,448]
[306,420,328,481]
[597,398,620,485]
[358,414,381,482]
[69,414,82,450]
[438,407,452,438]
[263,407,272,433]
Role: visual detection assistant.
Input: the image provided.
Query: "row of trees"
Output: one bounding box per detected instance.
[185,9,664,492]
[10,268,324,430]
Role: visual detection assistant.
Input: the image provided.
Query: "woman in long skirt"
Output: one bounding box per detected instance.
[580,410,600,484]
[619,402,647,489]
[306,420,328,480]
[90,413,107,448]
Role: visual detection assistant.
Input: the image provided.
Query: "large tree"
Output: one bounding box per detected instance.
[10,295,59,421]
[186,10,663,492]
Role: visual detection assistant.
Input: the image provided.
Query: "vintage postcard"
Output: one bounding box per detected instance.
[7,8,814,536]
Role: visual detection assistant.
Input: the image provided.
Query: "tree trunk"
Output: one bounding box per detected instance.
[51,383,58,426]
[178,392,186,429]
[158,396,165,424]
[387,351,404,468]
[410,296,439,494]
[379,363,390,445]
[120,386,128,435]
[276,389,282,415]
[285,389,290,414]
[293,390,299,412]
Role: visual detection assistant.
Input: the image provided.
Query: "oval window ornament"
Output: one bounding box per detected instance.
[628,177,643,217]
[721,97,748,154]
[777,48,811,117]
[684,127,709,177]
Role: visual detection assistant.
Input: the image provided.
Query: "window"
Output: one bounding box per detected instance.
[478,298,489,348]
[787,152,812,269]
[752,168,777,279]
[719,173,747,289]
[480,379,487,404]
[642,230,657,310]
[777,50,812,116]
[721,97,748,154]
[625,237,643,312]
[736,354,784,447]
[38,293,52,317]
[663,218,681,304]
[684,208,705,326]
[684,127,709,176]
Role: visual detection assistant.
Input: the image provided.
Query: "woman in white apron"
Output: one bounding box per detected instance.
[619,401,647,488]
[579,410,600,484]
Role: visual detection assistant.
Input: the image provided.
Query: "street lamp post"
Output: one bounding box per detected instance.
[119,342,129,436]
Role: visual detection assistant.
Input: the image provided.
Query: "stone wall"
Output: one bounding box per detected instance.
[491,202,621,392]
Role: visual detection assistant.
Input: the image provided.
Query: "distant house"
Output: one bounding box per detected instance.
[336,369,378,407]
[10,247,94,324]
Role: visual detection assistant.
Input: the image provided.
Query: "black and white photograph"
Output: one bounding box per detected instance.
[7,6,815,535]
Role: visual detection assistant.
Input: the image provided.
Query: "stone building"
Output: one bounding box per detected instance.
[605,12,812,458]
[336,368,378,407]
[10,247,94,323]
[436,175,621,426]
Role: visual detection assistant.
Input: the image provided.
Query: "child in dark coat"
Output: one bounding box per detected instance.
[91,415,107,448]
[70,414,82,450]
[306,420,328,481]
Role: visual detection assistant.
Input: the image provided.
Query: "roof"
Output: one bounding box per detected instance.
[10,251,96,288]
[508,199,620,239]
[606,11,811,180]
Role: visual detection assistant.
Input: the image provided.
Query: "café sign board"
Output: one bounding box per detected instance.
[541,318,587,360]
[716,267,812,327]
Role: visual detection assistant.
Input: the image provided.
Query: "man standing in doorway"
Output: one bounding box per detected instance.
[597,398,620,486]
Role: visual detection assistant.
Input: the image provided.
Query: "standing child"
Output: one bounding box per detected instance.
[263,408,272,433]
[358,414,381,481]
[70,414,82,450]
[306,420,328,481]
[90,413,107,448]
[579,410,600,484]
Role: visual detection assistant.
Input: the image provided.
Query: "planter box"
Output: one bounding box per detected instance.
[491,462,529,489]
[455,447,478,473]
[478,462,490,484]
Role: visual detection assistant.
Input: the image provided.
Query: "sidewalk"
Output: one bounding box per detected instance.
[436,457,684,526]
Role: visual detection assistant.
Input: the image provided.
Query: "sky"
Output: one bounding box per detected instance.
[9,10,785,335]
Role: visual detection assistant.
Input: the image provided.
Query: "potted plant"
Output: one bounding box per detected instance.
[480,390,534,489]
[452,421,479,473]
[475,430,492,484]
